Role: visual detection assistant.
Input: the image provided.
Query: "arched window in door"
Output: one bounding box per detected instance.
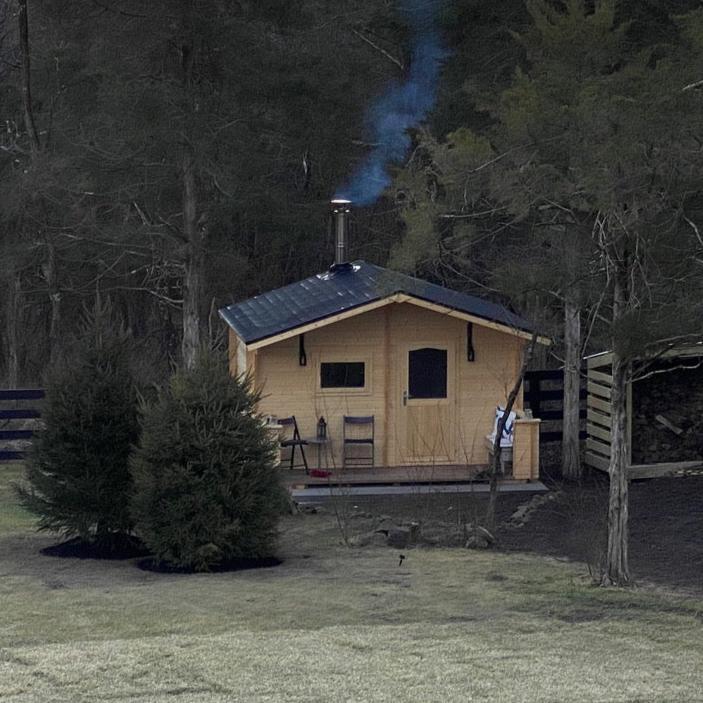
[408,347,447,399]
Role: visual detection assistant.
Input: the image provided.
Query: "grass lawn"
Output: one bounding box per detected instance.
[0,463,35,533]
[1,465,702,702]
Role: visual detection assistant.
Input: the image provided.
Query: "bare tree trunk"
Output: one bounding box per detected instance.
[485,332,538,529]
[561,295,582,480]
[6,272,21,387]
[45,239,61,365]
[179,23,205,370]
[19,0,60,372]
[17,0,40,152]
[602,351,630,585]
[15,0,36,381]
[602,262,631,586]
[181,144,204,369]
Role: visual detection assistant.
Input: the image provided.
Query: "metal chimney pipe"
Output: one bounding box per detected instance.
[331,199,351,268]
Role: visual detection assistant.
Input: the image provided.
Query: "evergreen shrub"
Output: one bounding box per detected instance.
[17,300,139,552]
[130,354,287,572]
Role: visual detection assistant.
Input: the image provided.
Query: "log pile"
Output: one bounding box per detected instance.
[631,363,703,464]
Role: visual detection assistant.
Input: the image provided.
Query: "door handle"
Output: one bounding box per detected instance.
[403,390,408,406]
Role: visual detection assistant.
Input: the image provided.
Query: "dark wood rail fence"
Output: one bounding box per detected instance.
[0,389,44,462]
[523,369,586,443]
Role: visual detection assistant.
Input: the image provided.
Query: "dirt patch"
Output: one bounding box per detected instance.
[137,555,283,574]
[329,490,531,535]
[321,475,703,593]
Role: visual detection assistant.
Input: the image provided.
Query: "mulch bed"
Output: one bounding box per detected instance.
[137,556,282,574]
[41,534,149,560]
[501,474,703,592]
[41,534,283,574]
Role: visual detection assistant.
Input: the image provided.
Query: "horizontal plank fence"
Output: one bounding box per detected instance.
[0,389,44,461]
[523,369,586,443]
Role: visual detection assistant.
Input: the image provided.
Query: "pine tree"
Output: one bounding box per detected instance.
[130,354,287,572]
[17,298,139,551]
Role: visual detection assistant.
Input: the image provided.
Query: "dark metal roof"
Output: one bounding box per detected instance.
[219,261,533,345]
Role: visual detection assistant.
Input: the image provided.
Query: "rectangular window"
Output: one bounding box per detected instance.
[320,362,365,389]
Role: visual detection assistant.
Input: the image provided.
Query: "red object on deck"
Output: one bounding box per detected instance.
[308,469,332,478]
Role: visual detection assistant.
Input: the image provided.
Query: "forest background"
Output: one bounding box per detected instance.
[2,0,702,380]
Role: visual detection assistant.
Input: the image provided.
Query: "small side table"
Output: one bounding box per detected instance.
[304,437,331,471]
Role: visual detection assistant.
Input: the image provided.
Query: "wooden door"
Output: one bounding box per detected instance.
[398,344,456,464]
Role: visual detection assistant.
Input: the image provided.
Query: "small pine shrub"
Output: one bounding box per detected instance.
[130,354,287,572]
[17,300,139,551]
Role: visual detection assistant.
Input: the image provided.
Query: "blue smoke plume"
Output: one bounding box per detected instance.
[335,0,446,206]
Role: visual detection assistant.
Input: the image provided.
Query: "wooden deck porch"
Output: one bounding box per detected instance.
[280,463,528,488]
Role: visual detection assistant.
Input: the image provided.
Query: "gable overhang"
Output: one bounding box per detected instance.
[230,293,550,351]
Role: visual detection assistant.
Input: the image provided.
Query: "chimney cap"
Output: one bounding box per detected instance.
[331,199,351,269]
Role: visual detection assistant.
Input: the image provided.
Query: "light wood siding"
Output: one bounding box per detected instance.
[584,358,615,472]
[254,308,387,470]
[584,356,632,473]
[228,328,247,377]
[456,325,524,465]
[239,302,525,469]
[513,419,540,480]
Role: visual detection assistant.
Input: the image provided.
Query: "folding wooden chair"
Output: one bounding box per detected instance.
[278,416,309,472]
[343,415,374,468]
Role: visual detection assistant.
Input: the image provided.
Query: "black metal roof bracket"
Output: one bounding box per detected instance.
[299,333,307,366]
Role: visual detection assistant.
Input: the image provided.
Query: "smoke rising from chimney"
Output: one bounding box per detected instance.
[335,0,446,206]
